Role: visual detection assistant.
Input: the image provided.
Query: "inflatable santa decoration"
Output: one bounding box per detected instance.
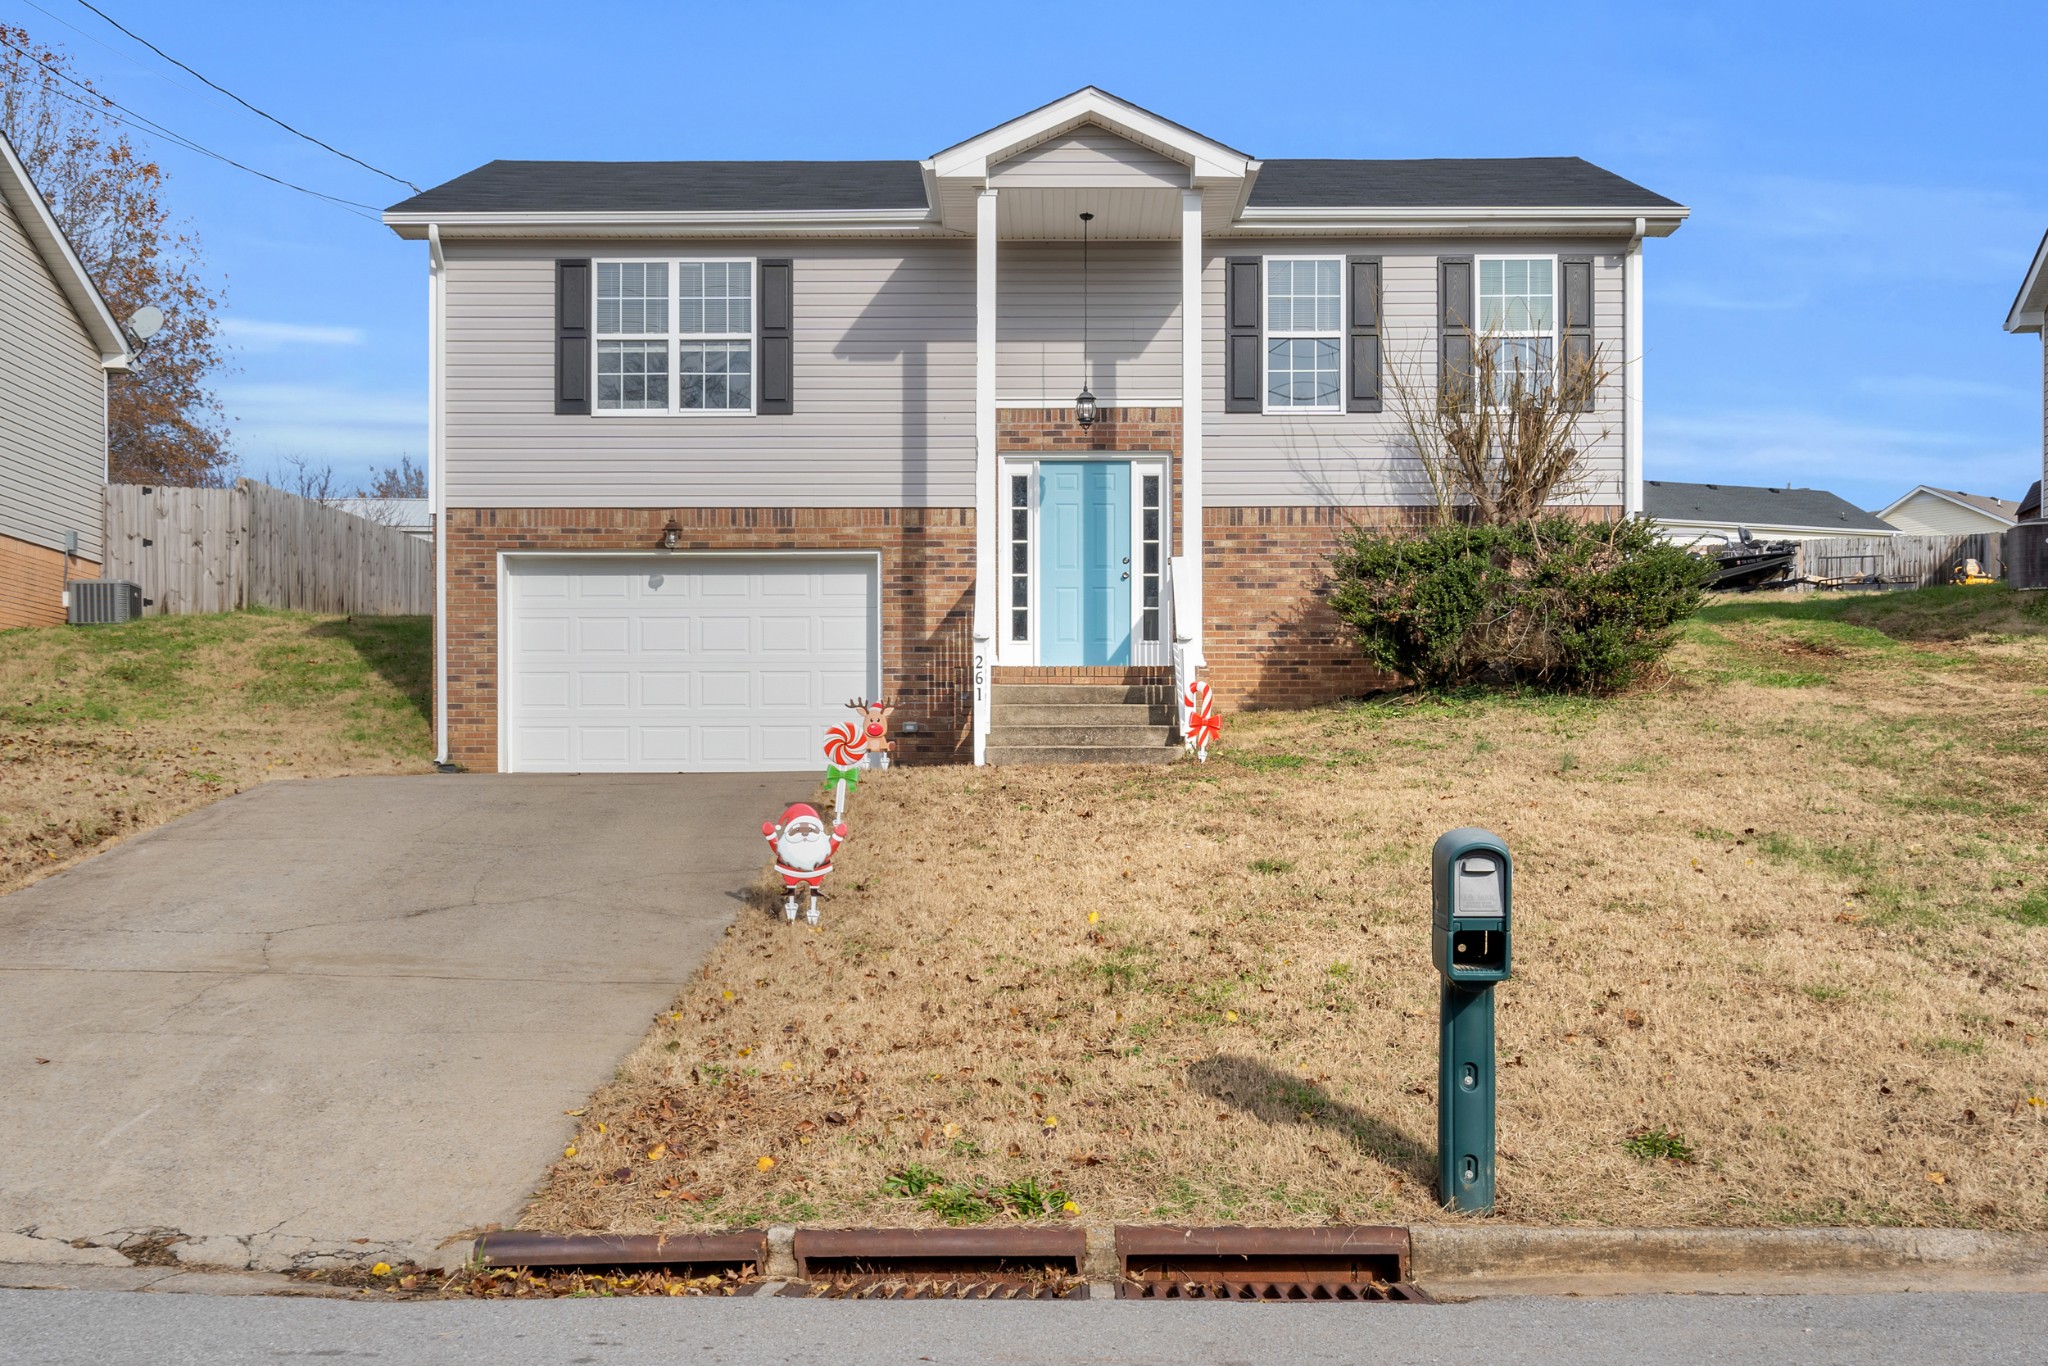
[762,803,846,926]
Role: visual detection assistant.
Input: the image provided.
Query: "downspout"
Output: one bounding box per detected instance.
[428,223,451,768]
[1624,216,1646,517]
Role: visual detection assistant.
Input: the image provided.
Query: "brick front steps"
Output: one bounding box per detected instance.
[986,677,1178,766]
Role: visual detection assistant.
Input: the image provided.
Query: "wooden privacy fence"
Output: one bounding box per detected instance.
[2008,523,2048,591]
[103,479,432,616]
[1795,533,2000,589]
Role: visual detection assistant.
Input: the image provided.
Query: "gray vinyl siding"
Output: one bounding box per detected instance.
[997,242,1180,404]
[988,130,1187,188]
[1201,238,1631,507]
[442,239,974,508]
[0,193,106,559]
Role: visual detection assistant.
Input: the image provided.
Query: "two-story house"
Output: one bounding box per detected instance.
[383,88,1685,773]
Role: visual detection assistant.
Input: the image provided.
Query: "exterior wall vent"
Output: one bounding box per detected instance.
[67,580,144,626]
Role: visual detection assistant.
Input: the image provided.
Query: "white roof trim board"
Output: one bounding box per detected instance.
[926,87,1254,184]
[0,128,131,370]
[1875,485,2021,527]
[2006,228,2048,333]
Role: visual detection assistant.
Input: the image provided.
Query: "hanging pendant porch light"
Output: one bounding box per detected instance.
[1075,211,1097,428]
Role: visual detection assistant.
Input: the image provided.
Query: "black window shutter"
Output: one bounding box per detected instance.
[555,258,591,415]
[1224,256,1262,413]
[1346,255,1382,413]
[758,258,793,415]
[1438,256,1474,407]
[1560,255,1594,412]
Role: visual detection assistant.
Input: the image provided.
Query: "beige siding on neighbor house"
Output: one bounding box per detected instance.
[1200,238,1632,508]
[1880,490,2012,537]
[441,239,976,508]
[0,191,107,559]
[998,242,1180,405]
[988,129,1188,189]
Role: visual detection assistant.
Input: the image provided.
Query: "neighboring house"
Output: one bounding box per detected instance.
[383,87,1686,773]
[1646,480,1896,545]
[1875,486,2020,537]
[2020,480,2041,522]
[2006,228,2048,521]
[0,129,131,627]
[330,496,432,542]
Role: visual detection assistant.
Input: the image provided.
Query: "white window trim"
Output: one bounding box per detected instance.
[1261,254,1345,416]
[995,455,1170,668]
[591,255,758,417]
[1473,252,1561,374]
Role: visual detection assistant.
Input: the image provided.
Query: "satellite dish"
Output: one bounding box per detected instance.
[128,306,165,342]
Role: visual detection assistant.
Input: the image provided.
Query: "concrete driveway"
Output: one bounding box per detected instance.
[0,773,800,1272]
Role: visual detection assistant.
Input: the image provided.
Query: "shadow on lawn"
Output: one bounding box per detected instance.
[307,615,433,722]
[1188,1054,1435,1186]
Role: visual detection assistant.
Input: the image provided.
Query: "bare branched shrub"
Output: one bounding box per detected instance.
[1385,319,1614,527]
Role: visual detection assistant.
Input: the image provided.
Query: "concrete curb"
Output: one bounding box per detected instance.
[1412,1226,2048,1296]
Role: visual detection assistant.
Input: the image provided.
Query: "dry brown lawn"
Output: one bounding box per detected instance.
[0,610,432,896]
[533,586,2048,1234]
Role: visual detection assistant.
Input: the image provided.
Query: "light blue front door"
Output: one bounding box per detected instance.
[1039,461,1132,666]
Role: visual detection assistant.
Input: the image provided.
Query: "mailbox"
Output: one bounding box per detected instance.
[1431,828,1512,983]
[1430,827,1512,1215]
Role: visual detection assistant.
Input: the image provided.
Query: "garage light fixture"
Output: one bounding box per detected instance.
[659,517,681,551]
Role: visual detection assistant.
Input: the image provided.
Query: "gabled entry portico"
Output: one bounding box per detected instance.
[929,87,1254,761]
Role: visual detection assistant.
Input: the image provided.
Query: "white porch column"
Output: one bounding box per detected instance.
[1624,217,1645,517]
[1178,187,1205,667]
[971,187,998,764]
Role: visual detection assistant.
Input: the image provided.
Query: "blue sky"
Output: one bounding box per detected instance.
[11,0,2044,509]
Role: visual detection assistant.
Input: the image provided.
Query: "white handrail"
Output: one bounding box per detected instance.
[1168,553,1192,744]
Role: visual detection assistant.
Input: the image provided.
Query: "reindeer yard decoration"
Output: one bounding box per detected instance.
[822,695,896,821]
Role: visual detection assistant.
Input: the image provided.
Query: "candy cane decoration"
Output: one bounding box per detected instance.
[822,697,896,821]
[1182,678,1220,763]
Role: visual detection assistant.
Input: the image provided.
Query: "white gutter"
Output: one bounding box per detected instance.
[1625,216,1645,517]
[428,223,450,767]
[382,207,941,238]
[1233,204,1688,235]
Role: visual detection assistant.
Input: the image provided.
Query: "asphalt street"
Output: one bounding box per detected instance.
[1,1289,2044,1364]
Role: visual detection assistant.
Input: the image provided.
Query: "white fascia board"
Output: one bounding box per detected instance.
[1653,516,1899,538]
[382,207,943,239]
[928,88,1250,182]
[0,130,132,368]
[2005,229,2048,333]
[1231,204,1689,237]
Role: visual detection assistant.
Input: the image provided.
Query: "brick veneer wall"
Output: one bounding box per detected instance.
[441,507,974,772]
[996,406,1184,532]
[1200,506,1424,711]
[0,532,96,628]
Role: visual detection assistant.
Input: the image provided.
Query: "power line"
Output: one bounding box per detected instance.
[69,0,419,192]
[0,35,382,218]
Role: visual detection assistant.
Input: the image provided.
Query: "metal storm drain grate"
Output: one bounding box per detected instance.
[1116,1226,1432,1304]
[790,1228,1089,1301]
[784,1275,1079,1300]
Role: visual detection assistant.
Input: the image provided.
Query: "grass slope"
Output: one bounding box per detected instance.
[0,610,432,895]
[533,585,2048,1234]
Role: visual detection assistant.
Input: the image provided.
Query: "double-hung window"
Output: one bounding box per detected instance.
[1264,257,1343,412]
[1476,257,1555,398]
[594,258,755,414]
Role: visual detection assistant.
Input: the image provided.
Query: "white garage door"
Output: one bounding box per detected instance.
[504,555,877,773]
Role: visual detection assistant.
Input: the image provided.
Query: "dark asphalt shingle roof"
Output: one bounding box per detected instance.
[386,161,930,216]
[386,156,1678,216]
[1246,157,1678,210]
[1645,481,1897,534]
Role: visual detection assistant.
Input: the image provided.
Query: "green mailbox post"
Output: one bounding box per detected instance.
[1431,828,1512,1214]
